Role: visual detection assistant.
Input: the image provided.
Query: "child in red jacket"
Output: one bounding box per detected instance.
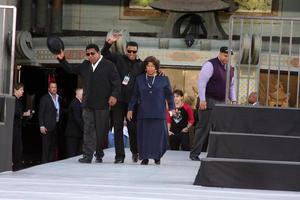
[167,89,195,151]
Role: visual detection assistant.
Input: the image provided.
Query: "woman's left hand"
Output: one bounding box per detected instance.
[170,109,176,117]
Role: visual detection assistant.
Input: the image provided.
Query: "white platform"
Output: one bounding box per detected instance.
[1,148,300,200]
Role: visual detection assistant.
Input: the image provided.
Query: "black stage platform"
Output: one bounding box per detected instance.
[194,104,300,191]
[211,104,300,136]
[0,95,15,172]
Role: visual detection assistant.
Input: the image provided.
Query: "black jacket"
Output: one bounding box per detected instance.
[101,42,144,103]
[38,94,62,132]
[64,98,83,138]
[13,96,24,129]
[58,57,121,109]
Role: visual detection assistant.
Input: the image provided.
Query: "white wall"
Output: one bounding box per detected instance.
[62,0,300,36]
[62,0,165,33]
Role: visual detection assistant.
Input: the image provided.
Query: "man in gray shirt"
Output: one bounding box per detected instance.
[190,46,236,161]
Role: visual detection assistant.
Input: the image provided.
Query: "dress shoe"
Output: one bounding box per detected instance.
[190,156,200,161]
[141,159,149,165]
[95,157,103,163]
[78,157,92,163]
[154,159,160,165]
[132,153,138,163]
[114,158,124,164]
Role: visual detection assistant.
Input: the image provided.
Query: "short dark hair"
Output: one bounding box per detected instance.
[143,56,160,70]
[219,46,233,55]
[86,43,99,52]
[126,41,138,49]
[14,82,24,90]
[173,89,184,97]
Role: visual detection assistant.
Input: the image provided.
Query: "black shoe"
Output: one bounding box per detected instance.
[154,159,160,165]
[78,157,92,163]
[190,156,200,161]
[141,159,149,165]
[114,158,124,164]
[132,153,138,163]
[95,157,103,163]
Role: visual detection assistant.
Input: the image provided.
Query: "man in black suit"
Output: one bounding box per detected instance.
[39,82,62,163]
[56,44,121,163]
[65,88,84,158]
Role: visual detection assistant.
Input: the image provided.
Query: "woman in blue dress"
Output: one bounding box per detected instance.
[127,56,175,165]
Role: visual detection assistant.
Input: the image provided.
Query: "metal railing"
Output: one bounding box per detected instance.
[227,15,300,108]
[0,5,16,123]
[0,5,17,96]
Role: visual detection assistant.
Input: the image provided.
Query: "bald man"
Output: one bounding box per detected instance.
[65,88,84,158]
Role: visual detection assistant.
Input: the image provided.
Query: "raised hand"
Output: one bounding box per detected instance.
[107,32,122,44]
[56,50,65,60]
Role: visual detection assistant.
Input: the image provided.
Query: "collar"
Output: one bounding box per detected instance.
[49,92,59,100]
[76,97,82,103]
[92,55,103,71]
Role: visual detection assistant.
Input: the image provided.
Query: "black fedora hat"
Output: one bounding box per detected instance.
[47,35,64,54]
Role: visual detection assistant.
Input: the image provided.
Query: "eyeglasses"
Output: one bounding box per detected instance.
[127,50,137,54]
[86,52,96,57]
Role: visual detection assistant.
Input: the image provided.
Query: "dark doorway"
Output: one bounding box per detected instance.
[20,65,78,168]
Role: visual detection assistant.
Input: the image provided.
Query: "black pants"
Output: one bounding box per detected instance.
[82,108,109,159]
[12,126,23,170]
[111,102,138,159]
[169,132,190,151]
[190,97,224,158]
[65,136,82,158]
[42,128,58,163]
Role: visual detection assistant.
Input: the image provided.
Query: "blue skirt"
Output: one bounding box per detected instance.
[137,119,168,160]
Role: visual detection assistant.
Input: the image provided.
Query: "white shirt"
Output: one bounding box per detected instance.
[49,92,60,122]
[91,55,103,72]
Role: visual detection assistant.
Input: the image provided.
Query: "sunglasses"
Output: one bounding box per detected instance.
[127,50,137,54]
[86,52,96,56]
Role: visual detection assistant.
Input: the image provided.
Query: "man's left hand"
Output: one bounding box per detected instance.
[157,70,165,76]
[108,96,117,106]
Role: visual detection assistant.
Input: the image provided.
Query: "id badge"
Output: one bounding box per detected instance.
[122,75,130,85]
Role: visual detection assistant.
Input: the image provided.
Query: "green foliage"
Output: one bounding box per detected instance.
[131,0,154,7]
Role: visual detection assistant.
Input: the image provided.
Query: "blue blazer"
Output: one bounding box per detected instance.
[128,74,174,119]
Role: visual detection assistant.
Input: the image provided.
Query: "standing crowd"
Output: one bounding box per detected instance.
[12,32,238,170]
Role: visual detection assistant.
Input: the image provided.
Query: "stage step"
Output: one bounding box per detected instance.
[212,104,300,136]
[195,104,300,191]
[207,131,300,162]
[194,157,300,191]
